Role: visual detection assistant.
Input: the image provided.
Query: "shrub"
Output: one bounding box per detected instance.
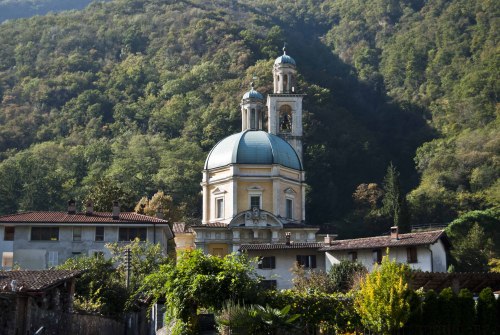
[354,255,411,335]
[327,259,367,293]
[457,288,475,335]
[477,287,498,335]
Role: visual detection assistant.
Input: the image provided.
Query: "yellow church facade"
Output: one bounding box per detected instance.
[174,48,320,256]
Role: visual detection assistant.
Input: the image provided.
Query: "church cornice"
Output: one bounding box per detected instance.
[268,94,305,97]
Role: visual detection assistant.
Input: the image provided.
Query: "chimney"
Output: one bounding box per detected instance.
[155,206,164,220]
[85,201,94,216]
[67,199,76,214]
[285,232,291,246]
[324,234,334,246]
[390,226,399,240]
[112,201,120,220]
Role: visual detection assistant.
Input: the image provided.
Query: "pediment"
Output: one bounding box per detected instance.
[212,187,227,195]
[284,187,296,195]
[246,185,264,191]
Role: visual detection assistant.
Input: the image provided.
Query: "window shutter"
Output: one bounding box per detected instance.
[271,256,276,269]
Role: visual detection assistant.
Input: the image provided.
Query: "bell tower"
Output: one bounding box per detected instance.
[267,46,304,161]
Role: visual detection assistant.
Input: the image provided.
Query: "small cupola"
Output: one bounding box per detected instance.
[241,82,264,131]
[273,45,297,94]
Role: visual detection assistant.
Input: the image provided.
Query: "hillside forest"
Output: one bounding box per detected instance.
[0,0,498,251]
[0,0,104,23]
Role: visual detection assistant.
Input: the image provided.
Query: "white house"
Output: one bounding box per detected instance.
[320,227,449,273]
[0,200,173,270]
[239,239,326,289]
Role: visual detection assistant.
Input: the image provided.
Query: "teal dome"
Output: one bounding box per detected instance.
[274,53,296,66]
[242,88,264,100]
[205,130,302,170]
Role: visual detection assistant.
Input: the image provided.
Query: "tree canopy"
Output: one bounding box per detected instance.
[0,0,497,243]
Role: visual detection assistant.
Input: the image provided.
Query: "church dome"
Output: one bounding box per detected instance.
[204,130,302,170]
[274,54,296,66]
[242,88,264,100]
[274,48,296,66]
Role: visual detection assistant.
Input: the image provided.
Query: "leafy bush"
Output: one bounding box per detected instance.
[140,250,261,335]
[327,259,367,293]
[477,287,498,335]
[265,289,358,334]
[355,254,411,335]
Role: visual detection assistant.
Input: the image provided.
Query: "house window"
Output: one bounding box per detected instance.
[2,252,13,268]
[372,249,382,264]
[95,227,105,242]
[119,227,147,241]
[296,255,317,269]
[285,199,293,219]
[73,227,82,241]
[250,196,261,209]
[4,227,14,241]
[258,256,276,269]
[31,227,59,241]
[407,247,418,263]
[216,198,224,219]
[348,251,358,261]
[48,251,58,268]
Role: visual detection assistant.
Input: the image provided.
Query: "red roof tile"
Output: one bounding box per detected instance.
[0,270,81,293]
[172,222,194,234]
[319,230,446,251]
[191,222,228,228]
[240,242,325,251]
[0,211,169,224]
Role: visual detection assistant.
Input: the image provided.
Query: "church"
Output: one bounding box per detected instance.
[174,48,324,256]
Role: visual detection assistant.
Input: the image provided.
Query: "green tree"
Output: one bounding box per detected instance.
[382,162,410,231]
[83,176,133,212]
[450,223,493,272]
[57,254,127,316]
[134,190,182,222]
[106,238,169,294]
[446,208,500,255]
[140,249,261,335]
[354,254,411,334]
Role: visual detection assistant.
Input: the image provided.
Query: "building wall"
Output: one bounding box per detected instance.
[11,225,169,269]
[325,245,437,273]
[237,180,274,213]
[247,249,325,289]
[0,225,14,269]
[430,241,447,272]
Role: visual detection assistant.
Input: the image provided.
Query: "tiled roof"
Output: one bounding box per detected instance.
[283,223,319,229]
[191,222,228,228]
[240,242,325,251]
[0,270,81,293]
[172,222,194,234]
[319,230,446,251]
[410,271,500,292]
[0,211,169,224]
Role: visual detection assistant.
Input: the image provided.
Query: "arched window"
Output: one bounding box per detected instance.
[279,105,292,133]
[250,108,256,129]
[283,74,288,92]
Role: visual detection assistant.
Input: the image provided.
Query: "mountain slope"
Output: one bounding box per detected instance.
[0,0,497,235]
